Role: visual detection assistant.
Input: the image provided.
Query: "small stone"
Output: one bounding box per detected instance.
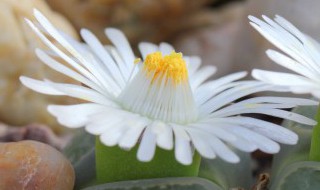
[0,123,71,150]
[230,0,320,76]
[0,140,75,190]
[46,0,212,44]
[0,0,80,133]
[173,3,245,78]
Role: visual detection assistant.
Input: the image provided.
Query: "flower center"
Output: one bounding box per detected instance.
[119,51,198,124]
[143,52,188,85]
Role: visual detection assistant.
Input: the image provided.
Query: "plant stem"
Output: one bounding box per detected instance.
[309,103,320,161]
[95,137,201,183]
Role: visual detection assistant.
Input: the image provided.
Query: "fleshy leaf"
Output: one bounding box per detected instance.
[271,105,316,180]
[63,129,96,189]
[81,177,223,190]
[271,161,320,190]
[199,149,253,189]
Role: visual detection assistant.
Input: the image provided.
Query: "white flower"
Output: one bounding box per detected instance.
[249,15,320,99]
[21,9,317,165]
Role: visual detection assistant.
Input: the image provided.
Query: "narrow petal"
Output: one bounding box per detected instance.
[48,103,105,128]
[80,29,126,86]
[85,115,124,135]
[207,135,240,163]
[186,56,201,77]
[227,126,280,154]
[195,71,247,105]
[100,124,128,146]
[252,69,315,86]
[105,28,135,69]
[172,124,192,165]
[35,49,104,93]
[47,81,117,106]
[186,128,216,159]
[159,42,175,55]
[20,76,64,95]
[191,66,217,90]
[137,126,157,162]
[138,42,159,59]
[118,119,148,149]
[174,136,193,165]
[151,121,173,150]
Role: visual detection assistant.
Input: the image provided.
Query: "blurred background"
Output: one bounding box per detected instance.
[0,0,319,165]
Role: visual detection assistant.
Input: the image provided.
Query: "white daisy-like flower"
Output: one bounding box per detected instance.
[249,15,320,99]
[21,9,317,165]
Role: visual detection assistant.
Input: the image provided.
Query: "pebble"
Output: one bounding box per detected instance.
[0,140,74,190]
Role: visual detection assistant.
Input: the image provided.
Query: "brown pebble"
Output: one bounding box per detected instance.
[0,140,74,190]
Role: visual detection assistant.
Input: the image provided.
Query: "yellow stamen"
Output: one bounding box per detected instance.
[134,58,141,64]
[143,51,188,84]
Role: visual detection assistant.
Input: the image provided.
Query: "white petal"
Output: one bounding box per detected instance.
[138,42,159,59]
[186,128,216,159]
[232,96,318,106]
[227,126,280,154]
[105,28,135,68]
[25,18,98,84]
[207,116,298,145]
[186,56,202,77]
[172,124,193,165]
[190,66,217,90]
[80,29,126,86]
[151,121,173,150]
[266,49,318,80]
[137,126,157,162]
[20,76,64,95]
[188,124,237,142]
[217,107,316,126]
[118,119,149,149]
[100,124,128,146]
[252,69,315,86]
[200,81,269,115]
[207,135,239,163]
[248,121,298,145]
[159,42,175,55]
[174,135,192,165]
[48,103,105,128]
[195,71,247,105]
[35,49,104,93]
[227,137,258,152]
[85,115,124,135]
[47,82,116,106]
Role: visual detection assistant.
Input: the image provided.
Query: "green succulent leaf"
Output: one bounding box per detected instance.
[81,177,223,190]
[271,106,317,181]
[63,129,96,189]
[271,161,320,190]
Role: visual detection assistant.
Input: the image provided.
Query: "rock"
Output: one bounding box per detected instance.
[173,3,246,78]
[0,0,80,133]
[0,123,71,150]
[46,0,213,44]
[0,140,74,190]
[232,0,320,77]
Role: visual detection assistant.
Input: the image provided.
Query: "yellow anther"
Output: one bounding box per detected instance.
[134,58,141,64]
[245,103,259,109]
[143,51,188,84]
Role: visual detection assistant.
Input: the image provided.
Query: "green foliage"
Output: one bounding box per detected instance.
[199,150,252,190]
[63,130,253,190]
[271,161,320,190]
[270,105,320,190]
[81,177,223,190]
[271,106,316,180]
[95,138,201,183]
[63,129,96,189]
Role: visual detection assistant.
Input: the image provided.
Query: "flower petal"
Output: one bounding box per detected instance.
[48,103,105,128]
[137,126,157,162]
